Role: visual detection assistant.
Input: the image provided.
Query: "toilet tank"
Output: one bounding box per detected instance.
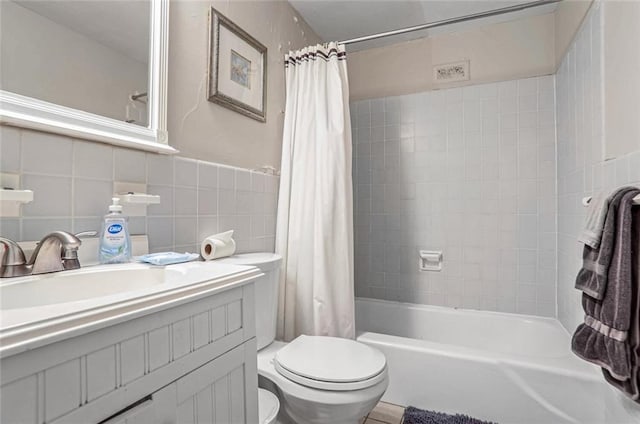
[217,253,282,350]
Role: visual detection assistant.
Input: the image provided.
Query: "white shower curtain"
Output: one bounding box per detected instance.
[275,42,355,341]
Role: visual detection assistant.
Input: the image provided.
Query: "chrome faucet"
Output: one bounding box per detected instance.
[29,231,82,274]
[0,231,82,278]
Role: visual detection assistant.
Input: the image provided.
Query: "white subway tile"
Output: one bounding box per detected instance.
[0,126,21,172]
[148,217,174,250]
[174,187,197,216]
[147,154,173,185]
[73,178,112,217]
[174,157,197,187]
[198,188,218,215]
[235,169,251,191]
[74,141,113,180]
[23,218,72,241]
[174,217,197,246]
[197,216,218,241]
[0,218,20,240]
[218,189,236,215]
[114,148,146,183]
[147,185,174,216]
[22,131,73,176]
[22,174,72,217]
[518,78,538,96]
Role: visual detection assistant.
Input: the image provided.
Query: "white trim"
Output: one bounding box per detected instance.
[0,0,176,155]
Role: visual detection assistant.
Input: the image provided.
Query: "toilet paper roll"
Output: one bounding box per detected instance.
[201,230,237,260]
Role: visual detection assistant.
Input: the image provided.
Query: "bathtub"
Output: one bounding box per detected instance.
[355,298,640,424]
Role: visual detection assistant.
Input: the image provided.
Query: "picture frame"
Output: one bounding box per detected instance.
[208,8,267,122]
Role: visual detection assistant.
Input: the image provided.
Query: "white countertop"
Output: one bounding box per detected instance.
[0,261,262,357]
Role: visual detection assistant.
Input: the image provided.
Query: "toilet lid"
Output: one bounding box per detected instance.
[274,335,387,391]
[258,388,279,424]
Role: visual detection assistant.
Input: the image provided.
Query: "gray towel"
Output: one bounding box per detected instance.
[602,206,640,401]
[579,191,612,248]
[575,187,638,300]
[572,188,640,384]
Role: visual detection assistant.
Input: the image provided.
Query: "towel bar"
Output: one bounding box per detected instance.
[582,194,640,206]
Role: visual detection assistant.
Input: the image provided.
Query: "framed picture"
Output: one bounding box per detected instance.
[208,8,267,122]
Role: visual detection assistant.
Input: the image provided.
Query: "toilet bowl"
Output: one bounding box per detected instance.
[259,388,279,424]
[218,253,388,424]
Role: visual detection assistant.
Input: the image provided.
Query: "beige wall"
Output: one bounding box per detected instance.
[554,0,593,65]
[348,13,556,101]
[347,38,433,101]
[167,0,321,170]
[603,0,640,158]
[0,1,148,124]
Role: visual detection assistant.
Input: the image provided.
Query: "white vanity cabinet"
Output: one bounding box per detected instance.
[0,280,259,424]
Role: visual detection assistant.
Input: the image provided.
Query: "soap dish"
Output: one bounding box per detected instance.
[116,192,161,205]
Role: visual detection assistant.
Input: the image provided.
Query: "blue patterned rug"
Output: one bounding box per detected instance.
[403,406,497,424]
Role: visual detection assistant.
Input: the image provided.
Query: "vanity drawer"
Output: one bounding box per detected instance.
[1,283,256,424]
[94,338,258,424]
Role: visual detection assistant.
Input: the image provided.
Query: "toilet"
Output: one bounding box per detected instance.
[259,387,280,424]
[218,253,388,424]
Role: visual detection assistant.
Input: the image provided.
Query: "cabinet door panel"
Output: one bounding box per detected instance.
[175,398,196,424]
[213,376,230,424]
[195,385,214,424]
[174,342,256,424]
[229,367,246,423]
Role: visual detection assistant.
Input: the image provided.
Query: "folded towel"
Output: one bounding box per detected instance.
[572,188,640,383]
[136,252,199,265]
[602,206,640,401]
[575,187,638,300]
[579,191,612,248]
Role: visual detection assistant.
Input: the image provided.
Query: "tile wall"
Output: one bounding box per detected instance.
[351,75,557,317]
[556,1,640,331]
[0,127,279,254]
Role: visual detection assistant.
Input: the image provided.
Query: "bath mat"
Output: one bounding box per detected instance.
[403,406,497,424]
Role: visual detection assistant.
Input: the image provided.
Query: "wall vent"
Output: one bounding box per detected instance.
[433,60,470,83]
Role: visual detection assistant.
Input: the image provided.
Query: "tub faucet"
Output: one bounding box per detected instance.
[28,231,82,275]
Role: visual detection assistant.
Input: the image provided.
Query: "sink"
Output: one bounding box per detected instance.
[0,264,183,309]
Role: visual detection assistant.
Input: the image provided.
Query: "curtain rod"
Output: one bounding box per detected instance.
[338,0,561,46]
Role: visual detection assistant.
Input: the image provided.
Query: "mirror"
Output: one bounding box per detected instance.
[0,0,175,153]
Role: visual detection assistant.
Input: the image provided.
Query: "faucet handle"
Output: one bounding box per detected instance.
[75,231,98,239]
[0,237,26,266]
[58,232,81,259]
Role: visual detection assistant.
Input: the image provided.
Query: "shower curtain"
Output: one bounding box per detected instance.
[275,42,355,341]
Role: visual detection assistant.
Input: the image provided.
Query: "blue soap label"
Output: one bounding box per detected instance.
[102,218,126,249]
[108,224,123,234]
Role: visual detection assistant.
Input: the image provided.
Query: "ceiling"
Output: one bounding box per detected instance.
[15,0,150,64]
[288,0,558,51]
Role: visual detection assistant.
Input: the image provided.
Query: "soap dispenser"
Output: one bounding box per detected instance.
[98,197,131,264]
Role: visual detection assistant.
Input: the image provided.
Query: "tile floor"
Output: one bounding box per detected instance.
[361,401,405,424]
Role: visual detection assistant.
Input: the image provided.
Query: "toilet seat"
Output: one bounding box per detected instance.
[274,335,387,391]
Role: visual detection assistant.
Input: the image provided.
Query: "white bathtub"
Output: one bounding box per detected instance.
[355,298,640,424]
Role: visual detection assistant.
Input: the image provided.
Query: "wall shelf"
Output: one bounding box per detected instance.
[117,192,161,205]
[112,182,161,217]
[0,189,33,203]
[0,172,33,217]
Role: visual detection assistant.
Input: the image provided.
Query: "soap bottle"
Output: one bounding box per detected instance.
[98,197,131,264]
